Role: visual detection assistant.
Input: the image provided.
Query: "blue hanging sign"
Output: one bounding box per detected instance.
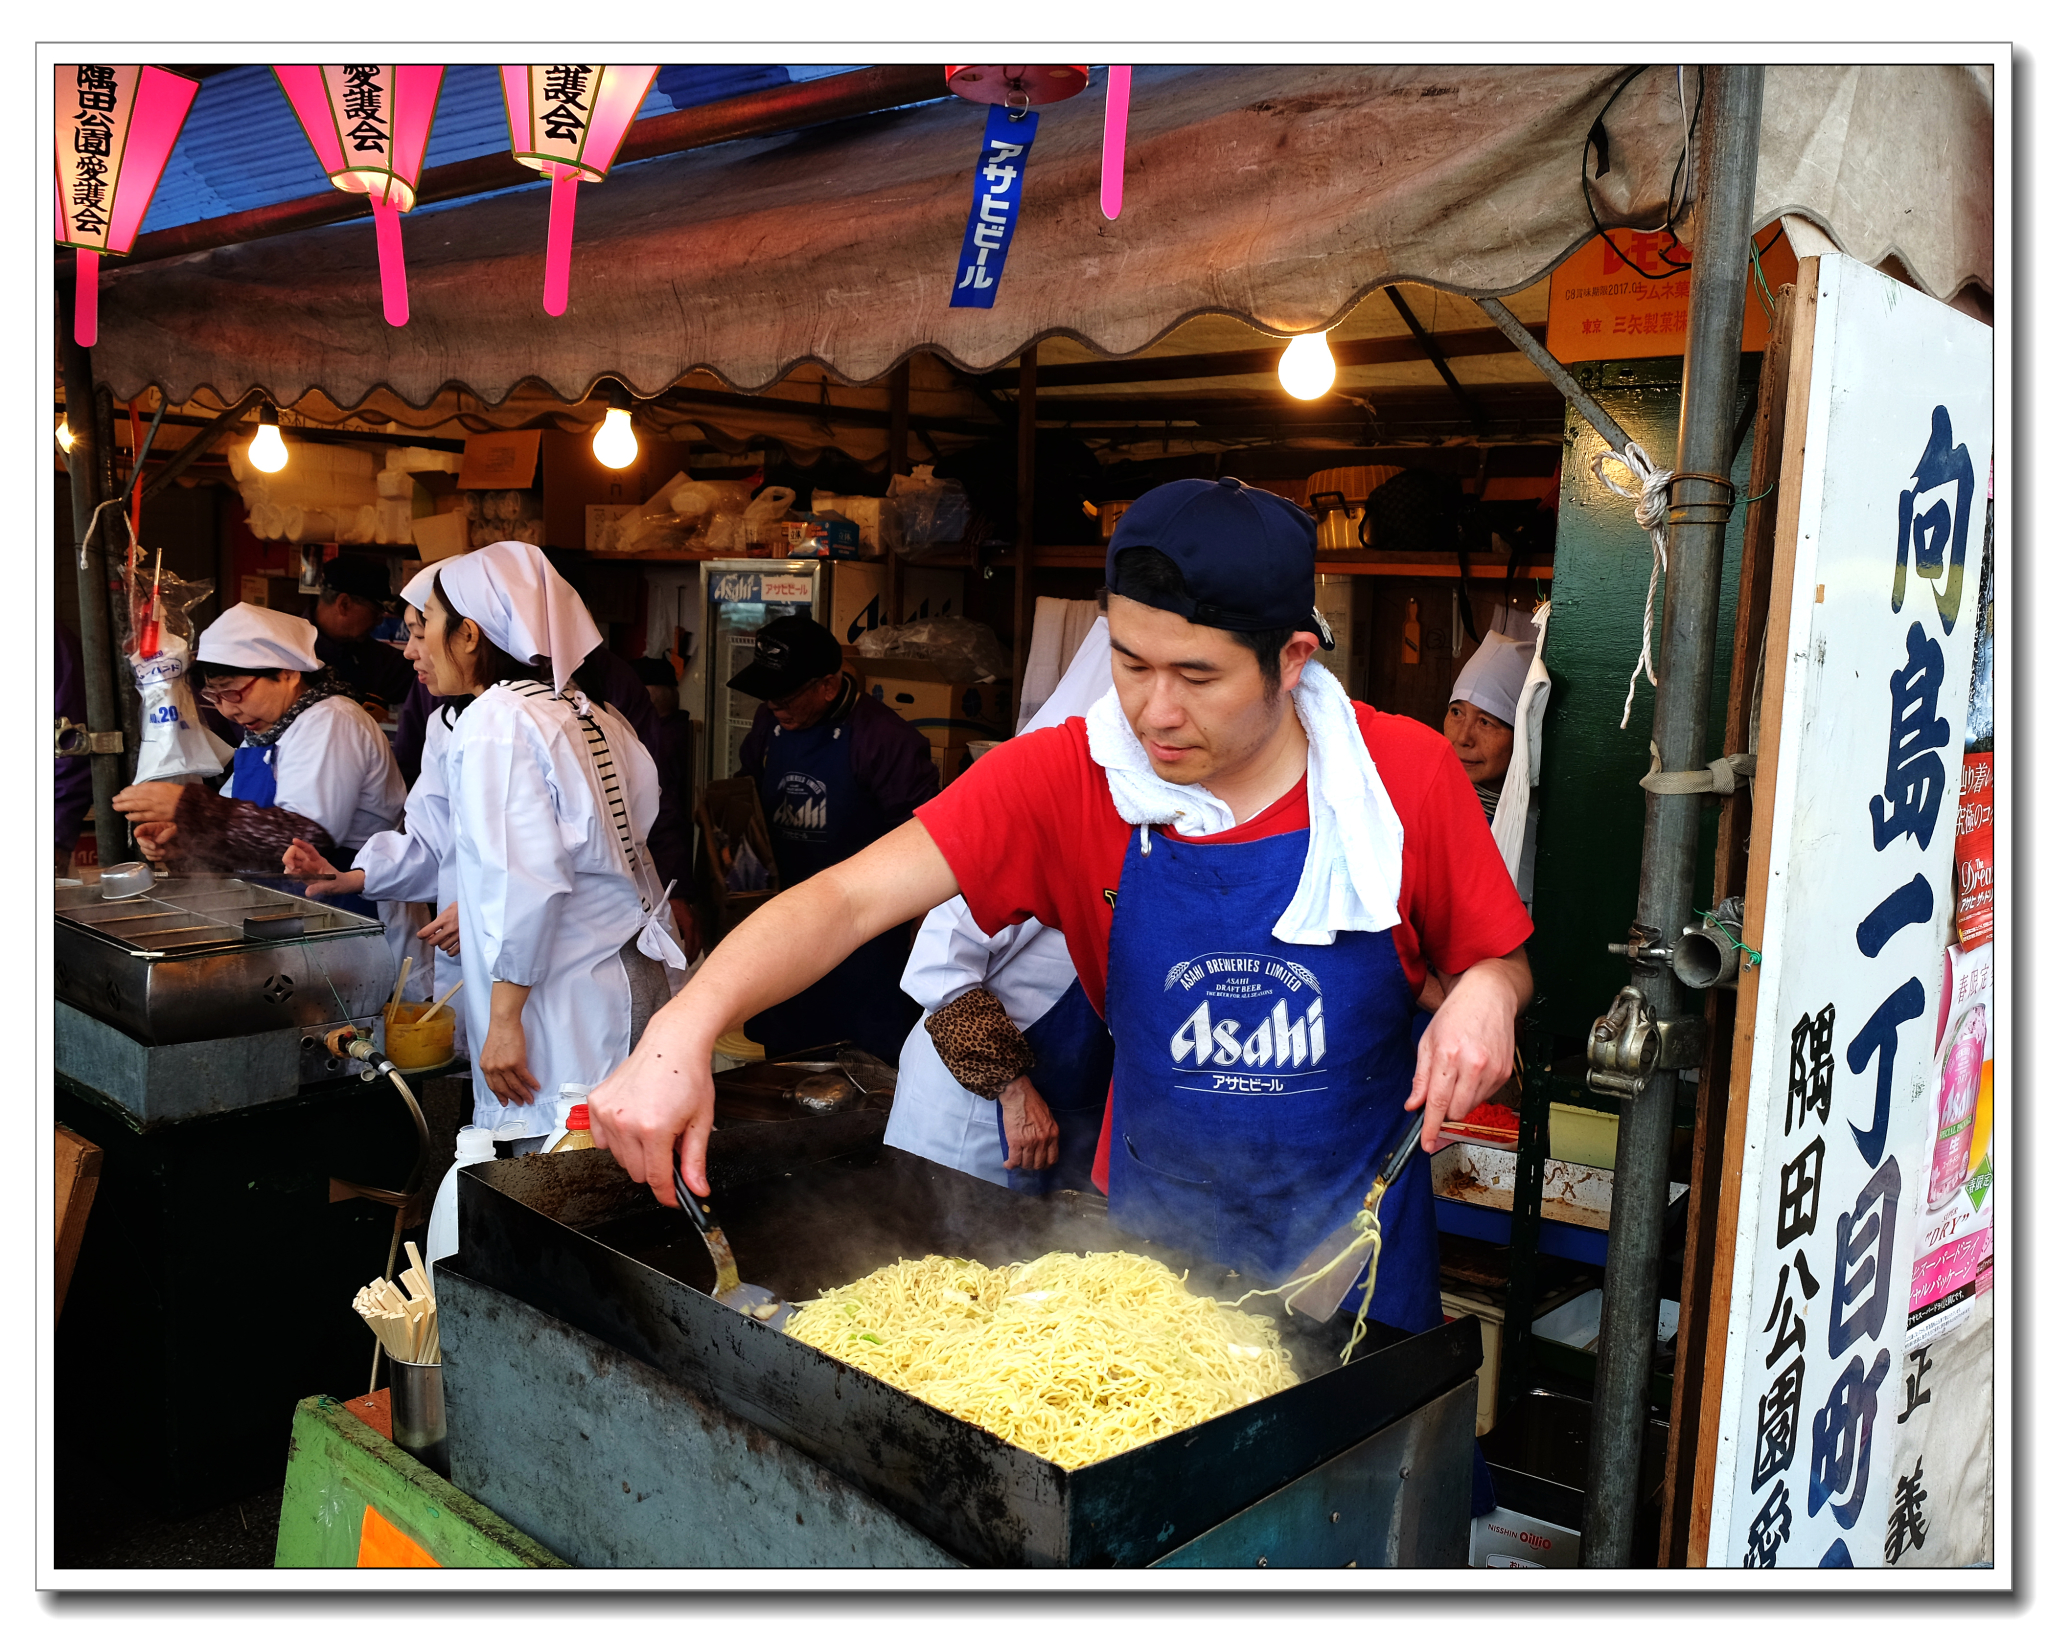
[950,104,1039,309]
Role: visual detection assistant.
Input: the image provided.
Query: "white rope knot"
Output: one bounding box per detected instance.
[1592,441,1675,730]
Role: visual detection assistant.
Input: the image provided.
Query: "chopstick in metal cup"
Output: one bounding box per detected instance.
[669,1153,788,1329]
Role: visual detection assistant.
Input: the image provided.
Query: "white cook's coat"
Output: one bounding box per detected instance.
[444,683,662,1136]
[222,692,414,998]
[356,705,461,1030]
[887,906,1085,1186]
[221,693,406,848]
[884,615,1115,1186]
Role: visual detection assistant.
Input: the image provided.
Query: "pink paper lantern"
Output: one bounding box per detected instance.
[1100,66,1132,221]
[273,65,446,328]
[54,64,200,347]
[500,65,658,316]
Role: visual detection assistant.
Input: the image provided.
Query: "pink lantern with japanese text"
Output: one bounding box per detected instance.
[944,65,1133,219]
[500,65,658,316]
[54,64,200,346]
[273,65,445,327]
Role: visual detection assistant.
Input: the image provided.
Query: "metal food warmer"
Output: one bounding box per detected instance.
[54,874,391,1125]
[438,1075,1484,1569]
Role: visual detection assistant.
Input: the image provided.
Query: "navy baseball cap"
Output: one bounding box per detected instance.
[1105,477,1327,641]
[728,614,844,700]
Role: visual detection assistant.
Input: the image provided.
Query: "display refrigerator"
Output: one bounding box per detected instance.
[678,558,837,794]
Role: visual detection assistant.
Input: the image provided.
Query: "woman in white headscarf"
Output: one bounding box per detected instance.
[400,541,687,1142]
[284,561,464,1023]
[1443,603,1552,910]
[114,603,404,904]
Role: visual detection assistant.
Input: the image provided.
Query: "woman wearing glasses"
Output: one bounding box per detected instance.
[112,603,404,919]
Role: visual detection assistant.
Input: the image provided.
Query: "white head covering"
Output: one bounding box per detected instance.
[1451,629,1538,727]
[1018,616,1113,734]
[198,603,322,673]
[398,558,445,614]
[426,540,602,696]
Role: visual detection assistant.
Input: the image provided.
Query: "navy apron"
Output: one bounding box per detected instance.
[748,713,921,1063]
[231,741,377,918]
[1103,822,1441,1337]
[995,977,1115,1195]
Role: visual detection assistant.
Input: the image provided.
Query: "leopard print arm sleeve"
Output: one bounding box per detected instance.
[923,986,1038,1098]
[170,783,339,874]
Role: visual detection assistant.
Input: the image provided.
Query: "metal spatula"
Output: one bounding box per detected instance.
[672,1155,790,1329]
[1279,1110,1430,1324]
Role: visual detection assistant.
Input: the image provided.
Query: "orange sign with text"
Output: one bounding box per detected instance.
[1546,228,1798,364]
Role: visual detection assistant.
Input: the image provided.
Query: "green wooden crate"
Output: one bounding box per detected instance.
[274,1396,566,1569]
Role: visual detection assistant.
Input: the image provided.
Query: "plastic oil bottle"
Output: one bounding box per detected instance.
[423,1124,497,1274]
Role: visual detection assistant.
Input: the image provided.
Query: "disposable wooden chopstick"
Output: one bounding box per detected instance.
[387,956,414,1015]
[414,981,463,1026]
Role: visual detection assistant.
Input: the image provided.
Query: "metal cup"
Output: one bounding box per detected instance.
[387,1357,449,1477]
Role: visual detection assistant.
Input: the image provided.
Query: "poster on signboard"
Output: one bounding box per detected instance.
[1703,255,1991,1570]
[1903,940,1994,1349]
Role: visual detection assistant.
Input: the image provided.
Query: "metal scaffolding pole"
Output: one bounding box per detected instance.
[1579,63,1764,1568]
[57,281,132,867]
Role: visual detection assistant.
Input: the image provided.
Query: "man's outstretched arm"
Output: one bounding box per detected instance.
[589,817,963,1203]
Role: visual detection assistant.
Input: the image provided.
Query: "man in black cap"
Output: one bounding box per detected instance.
[599,482,1532,1323]
[728,614,937,1062]
[313,554,419,719]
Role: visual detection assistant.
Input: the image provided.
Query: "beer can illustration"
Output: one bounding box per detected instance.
[1927,1003,1987,1209]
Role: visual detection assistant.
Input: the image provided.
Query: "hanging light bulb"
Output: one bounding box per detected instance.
[55,419,75,453]
[1278,331,1337,401]
[249,403,290,474]
[592,382,639,470]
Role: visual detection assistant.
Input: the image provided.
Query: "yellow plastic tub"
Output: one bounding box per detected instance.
[383,1001,458,1071]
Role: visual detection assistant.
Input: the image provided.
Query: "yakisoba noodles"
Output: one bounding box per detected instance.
[782,1250,1300,1468]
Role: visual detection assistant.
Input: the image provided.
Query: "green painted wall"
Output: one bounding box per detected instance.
[1527,358,1759,1044]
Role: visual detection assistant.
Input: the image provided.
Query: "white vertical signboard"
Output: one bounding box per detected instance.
[1706,257,1990,1569]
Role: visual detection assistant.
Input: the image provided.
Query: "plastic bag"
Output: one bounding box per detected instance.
[123,569,233,781]
[853,615,1010,684]
[887,465,971,557]
[131,630,235,781]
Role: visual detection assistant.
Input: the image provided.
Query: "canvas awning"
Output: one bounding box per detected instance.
[88,62,1992,416]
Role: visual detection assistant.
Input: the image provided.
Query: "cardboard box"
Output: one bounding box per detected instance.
[900,567,964,622]
[1469,1505,1580,1568]
[829,562,890,645]
[411,511,470,562]
[458,431,542,490]
[862,658,1010,733]
[239,573,307,610]
[1441,1290,1503,1436]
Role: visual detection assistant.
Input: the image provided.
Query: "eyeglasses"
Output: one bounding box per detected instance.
[199,676,261,706]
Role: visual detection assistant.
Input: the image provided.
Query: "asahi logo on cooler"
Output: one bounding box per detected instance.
[1163,951,1328,1085]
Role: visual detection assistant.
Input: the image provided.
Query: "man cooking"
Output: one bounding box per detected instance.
[730,614,938,1063]
[593,478,1531,1340]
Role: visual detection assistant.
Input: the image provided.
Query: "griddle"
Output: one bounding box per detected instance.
[54,876,389,1046]
[451,1135,1481,1567]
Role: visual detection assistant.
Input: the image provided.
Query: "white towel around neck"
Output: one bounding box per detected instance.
[1083,657,1404,944]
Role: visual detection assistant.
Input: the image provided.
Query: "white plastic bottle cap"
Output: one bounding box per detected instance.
[454,1125,496,1162]
[559,1084,592,1105]
[493,1120,528,1142]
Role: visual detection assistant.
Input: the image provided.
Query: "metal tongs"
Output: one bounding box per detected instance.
[1277,1110,1430,1324]
[672,1154,790,1330]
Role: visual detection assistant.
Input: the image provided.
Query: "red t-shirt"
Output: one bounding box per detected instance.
[915,703,1533,1196]
[916,702,1533,1014]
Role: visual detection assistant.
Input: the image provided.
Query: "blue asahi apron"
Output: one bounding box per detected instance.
[230,741,378,919]
[748,712,921,1063]
[996,977,1115,1195]
[1102,822,1442,1336]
